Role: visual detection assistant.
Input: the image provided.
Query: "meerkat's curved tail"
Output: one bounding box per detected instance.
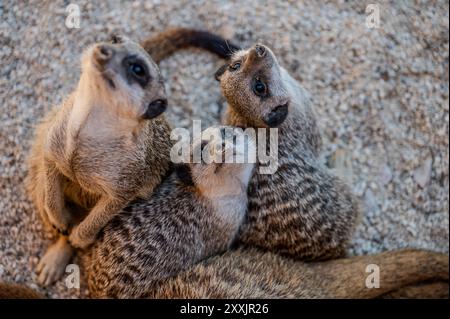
[308,249,449,298]
[147,249,448,298]
[141,28,240,63]
[0,282,45,299]
[2,251,446,299]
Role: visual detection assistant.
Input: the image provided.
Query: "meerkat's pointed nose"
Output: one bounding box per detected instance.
[264,102,289,127]
[142,99,167,120]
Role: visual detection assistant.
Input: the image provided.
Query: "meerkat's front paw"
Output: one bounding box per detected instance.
[36,238,73,286]
[68,226,95,249]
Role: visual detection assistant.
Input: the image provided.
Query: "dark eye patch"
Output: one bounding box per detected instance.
[122,55,151,88]
[252,75,269,98]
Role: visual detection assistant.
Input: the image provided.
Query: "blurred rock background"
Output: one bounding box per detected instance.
[0,0,448,298]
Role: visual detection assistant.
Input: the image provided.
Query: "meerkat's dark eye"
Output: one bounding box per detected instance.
[229,61,241,71]
[253,78,267,96]
[130,63,145,77]
[124,56,150,87]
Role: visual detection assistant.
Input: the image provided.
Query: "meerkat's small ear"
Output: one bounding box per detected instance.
[175,163,194,186]
[214,64,228,81]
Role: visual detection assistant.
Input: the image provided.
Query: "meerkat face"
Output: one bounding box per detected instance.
[176,126,255,195]
[81,35,167,120]
[215,44,290,128]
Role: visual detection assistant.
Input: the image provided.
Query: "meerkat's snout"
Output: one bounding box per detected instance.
[255,46,289,127]
[264,102,289,127]
[245,45,290,127]
[216,43,290,128]
[142,98,167,119]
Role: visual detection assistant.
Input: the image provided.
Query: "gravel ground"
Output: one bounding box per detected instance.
[0,1,448,298]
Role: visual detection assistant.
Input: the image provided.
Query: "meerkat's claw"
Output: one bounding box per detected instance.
[51,224,69,236]
[46,209,71,236]
[68,228,94,249]
[48,220,68,234]
[36,237,73,286]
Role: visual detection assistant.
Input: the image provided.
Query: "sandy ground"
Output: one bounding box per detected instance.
[0,1,448,298]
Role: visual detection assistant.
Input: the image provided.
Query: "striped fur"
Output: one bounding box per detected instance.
[87,127,255,298]
[218,45,359,260]
[148,248,449,298]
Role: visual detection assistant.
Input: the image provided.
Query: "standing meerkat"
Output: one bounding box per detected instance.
[26,29,240,286]
[214,44,359,260]
[87,126,256,298]
[26,35,172,286]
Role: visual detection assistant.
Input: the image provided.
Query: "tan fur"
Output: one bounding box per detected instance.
[26,37,171,286]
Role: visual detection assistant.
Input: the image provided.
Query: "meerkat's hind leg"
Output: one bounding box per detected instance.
[36,236,74,286]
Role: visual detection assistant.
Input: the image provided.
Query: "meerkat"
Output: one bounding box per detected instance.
[86,126,256,298]
[26,35,172,286]
[213,44,359,261]
[26,28,241,287]
[147,248,449,299]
